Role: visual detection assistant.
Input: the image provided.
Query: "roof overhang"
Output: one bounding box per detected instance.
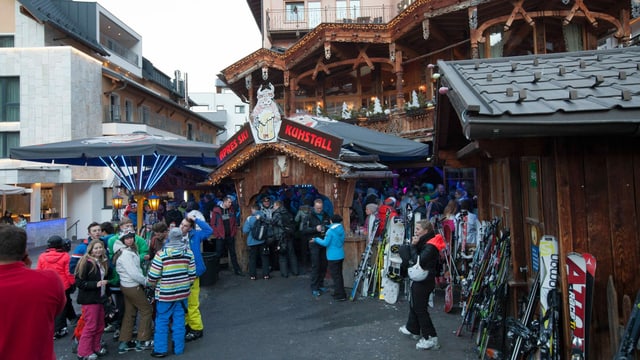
[438,47,640,140]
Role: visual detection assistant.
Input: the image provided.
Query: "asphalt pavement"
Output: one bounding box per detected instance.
[30,246,478,360]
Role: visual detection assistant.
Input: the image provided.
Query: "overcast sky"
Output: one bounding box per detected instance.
[94,0,262,92]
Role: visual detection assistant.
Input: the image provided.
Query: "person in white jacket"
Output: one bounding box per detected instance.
[112,230,154,354]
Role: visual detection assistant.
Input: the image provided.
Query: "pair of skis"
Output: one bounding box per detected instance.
[537,236,561,360]
[614,290,640,360]
[566,251,597,360]
[349,216,379,301]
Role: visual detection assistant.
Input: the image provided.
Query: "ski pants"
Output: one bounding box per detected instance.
[216,236,242,273]
[309,242,328,291]
[249,244,270,277]
[154,299,188,355]
[406,278,437,339]
[327,259,347,298]
[77,304,105,357]
[278,236,299,276]
[185,277,203,331]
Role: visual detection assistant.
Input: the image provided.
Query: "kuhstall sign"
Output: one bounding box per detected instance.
[278,118,343,159]
[216,123,254,163]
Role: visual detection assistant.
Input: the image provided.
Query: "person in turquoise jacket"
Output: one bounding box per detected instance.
[181,210,213,342]
[311,214,347,301]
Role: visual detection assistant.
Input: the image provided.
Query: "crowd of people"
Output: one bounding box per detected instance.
[0,179,478,359]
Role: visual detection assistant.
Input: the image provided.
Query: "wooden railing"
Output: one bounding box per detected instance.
[267,5,393,33]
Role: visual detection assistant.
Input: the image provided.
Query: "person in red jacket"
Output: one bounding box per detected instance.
[0,225,66,360]
[210,196,243,275]
[37,235,77,339]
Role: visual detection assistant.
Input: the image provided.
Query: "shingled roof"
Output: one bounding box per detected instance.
[19,0,108,55]
[438,47,640,140]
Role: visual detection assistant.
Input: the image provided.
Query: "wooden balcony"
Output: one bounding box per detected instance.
[350,108,434,142]
[266,5,393,35]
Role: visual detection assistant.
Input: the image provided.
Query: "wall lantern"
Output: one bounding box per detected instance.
[147,194,160,212]
[112,195,123,210]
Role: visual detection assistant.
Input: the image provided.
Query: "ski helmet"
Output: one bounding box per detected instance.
[46,235,65,249]
[407,256,429,281]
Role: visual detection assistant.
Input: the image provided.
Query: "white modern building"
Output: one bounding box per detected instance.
[190,79,250,144]
[0,0,221,246]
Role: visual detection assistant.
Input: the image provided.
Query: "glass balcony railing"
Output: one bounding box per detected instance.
[267,6,392,33]
[100,34,139,66]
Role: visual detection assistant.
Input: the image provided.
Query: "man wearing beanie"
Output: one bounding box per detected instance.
[147,228,195,357]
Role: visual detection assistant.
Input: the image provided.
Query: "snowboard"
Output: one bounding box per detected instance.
[566,252,587,359]
[382,217,404,304]
[538,235,560,360]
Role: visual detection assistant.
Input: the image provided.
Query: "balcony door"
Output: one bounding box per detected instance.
[308,1,321,28]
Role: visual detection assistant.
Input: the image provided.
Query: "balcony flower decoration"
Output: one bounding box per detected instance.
[338,102,358,123]
[365,97,390,122]
[405,90,431,116]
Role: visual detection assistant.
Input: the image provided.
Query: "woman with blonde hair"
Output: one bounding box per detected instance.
[75,239,110,360]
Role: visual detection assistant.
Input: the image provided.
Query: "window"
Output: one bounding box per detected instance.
[124,99,134,122]
[0,77,19,122]
[0,35,14,48]
[216,105,225,111]
[141,106,150,124]
[0,132,19,158]
[286,2,305,22]
[521,158,544,273]
[235,105,245,114]
[187,123,193,140]
[336,0,360,20]
[109,94,121,122]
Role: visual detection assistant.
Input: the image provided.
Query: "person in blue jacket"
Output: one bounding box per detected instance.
[242,204,270,280]
[311,214,347,301]
[180,211,212,342]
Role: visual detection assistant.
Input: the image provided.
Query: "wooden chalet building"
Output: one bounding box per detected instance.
[437,46,640,359]
[217,1,638,357]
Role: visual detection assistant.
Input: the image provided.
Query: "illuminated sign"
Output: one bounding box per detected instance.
[216,124,254,163]
[278,118,342,159]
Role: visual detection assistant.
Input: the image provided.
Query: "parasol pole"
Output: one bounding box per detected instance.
[134,193,145,233]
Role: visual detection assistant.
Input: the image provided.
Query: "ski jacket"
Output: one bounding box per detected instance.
[36,248,75,290]
[313,223,345,261]
[300,210,330,240]
[107,234,149,286]
[75,258,109,305]
[188,218,213,277]
[211,205,237,239]
[411,231,445,282]
[272,206,294,240]
[242,210,265,246]
[147,247,195,302]
[113,240,147,288]
[377,205,397,236]
[69,238,89,274]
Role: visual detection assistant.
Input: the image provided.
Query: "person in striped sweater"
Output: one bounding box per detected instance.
[146,227,195,358]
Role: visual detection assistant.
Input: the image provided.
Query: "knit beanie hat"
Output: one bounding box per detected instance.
[166,228,187,251]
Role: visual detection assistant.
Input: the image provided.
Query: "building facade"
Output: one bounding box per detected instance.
[218,1,639,357]
[0,0,221,245]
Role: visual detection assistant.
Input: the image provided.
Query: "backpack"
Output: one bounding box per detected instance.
[279,210,295,234]
[251,217,275,244]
